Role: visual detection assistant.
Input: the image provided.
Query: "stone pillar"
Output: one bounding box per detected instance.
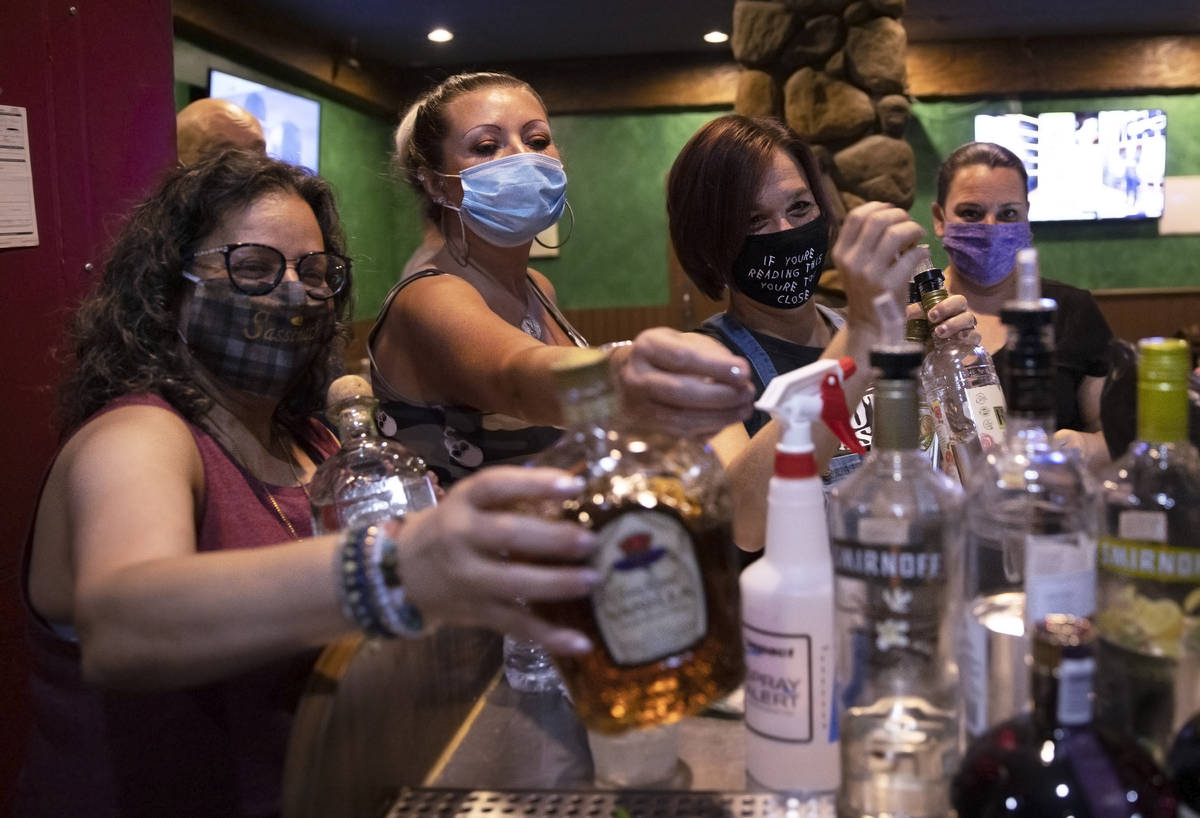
[731,0,915,215]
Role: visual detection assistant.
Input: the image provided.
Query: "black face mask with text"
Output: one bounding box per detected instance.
[729,217,829,309]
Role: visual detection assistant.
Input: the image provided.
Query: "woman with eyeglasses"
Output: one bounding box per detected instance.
[369,72,755,486]
[17,149,605,817]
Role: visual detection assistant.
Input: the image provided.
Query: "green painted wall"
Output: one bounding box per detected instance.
[173,36,1200,315]
[173,38,424,321]
[534,109,729,309]
[910,93,1200,291]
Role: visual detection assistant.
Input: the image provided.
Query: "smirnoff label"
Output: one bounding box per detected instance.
[1099,537,1200,583]
[592,510,706,666]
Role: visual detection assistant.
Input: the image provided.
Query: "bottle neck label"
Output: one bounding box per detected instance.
[591,510,706,666]
[1055,656,1095,726]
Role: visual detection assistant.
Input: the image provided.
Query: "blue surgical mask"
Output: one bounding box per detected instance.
[440,153,568,248]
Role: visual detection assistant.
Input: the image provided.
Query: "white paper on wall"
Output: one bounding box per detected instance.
[0,105,40,250]
[1158,175,1200,236]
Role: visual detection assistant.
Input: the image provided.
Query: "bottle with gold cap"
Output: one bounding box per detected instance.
[906,264,940,471]
[308,374,436,533]
[531,347,745,733]
[1095,337,1200,762]
[912,249,1007,484]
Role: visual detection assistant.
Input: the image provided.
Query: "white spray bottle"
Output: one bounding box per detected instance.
[741,356,866,796]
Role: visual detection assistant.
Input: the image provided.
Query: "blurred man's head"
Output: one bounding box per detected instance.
[176,98,266,165]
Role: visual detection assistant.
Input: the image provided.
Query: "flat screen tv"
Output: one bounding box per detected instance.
[973,109,1166,221]
[207,69,321,173]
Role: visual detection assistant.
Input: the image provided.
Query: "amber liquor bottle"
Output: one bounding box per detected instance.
[533,348,745,733]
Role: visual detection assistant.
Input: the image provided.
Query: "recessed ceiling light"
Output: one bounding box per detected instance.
[703,30,729,44]
[427,28,454,43]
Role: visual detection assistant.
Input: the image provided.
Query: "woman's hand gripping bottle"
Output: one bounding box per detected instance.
[913,250,1007,485]
[531,348,745,732]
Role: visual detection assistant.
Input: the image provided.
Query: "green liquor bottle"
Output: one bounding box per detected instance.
[1095,337,1200,762]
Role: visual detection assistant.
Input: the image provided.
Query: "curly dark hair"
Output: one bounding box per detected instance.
[56,148,352,436]
[667,115,839,301]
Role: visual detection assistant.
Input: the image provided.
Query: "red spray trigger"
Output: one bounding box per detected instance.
[819,371,866,455]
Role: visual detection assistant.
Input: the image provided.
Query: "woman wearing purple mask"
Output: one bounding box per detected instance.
[933,142,1113,467]
[369,72,755,486]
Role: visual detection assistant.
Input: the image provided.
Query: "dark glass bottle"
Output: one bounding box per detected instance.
[1169,713,1200,818]
[953,615,1176,818]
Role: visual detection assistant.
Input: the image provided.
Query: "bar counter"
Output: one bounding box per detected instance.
[283,629,832,818]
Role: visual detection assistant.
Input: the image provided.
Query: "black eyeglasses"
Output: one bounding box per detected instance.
[186,243,350,300]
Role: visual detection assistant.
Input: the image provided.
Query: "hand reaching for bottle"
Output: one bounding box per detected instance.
[833,202,927,327]
[906,295,980,342]
[608,327,755,438]
[391,467,600,655]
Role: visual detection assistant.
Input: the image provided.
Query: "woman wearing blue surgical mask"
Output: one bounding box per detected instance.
[933,142,1113,467]
[369,72,755,485]
[667,115,977,552]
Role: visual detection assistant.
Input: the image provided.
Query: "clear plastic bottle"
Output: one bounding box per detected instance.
[959,248,1097,740]
[531,348,745,732]
[829,295,964,818]
[308,375,436,533]
[1095,337,1200,762]
[913,257,1007,484]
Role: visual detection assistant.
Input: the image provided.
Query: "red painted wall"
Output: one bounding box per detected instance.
[0,1,176,809]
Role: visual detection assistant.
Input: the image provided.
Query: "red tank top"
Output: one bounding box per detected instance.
[16,394,339,818]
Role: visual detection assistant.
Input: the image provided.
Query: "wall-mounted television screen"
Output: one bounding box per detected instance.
[974,109,1166,222]
[207,69,321,173]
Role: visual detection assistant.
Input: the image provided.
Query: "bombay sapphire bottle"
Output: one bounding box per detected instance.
[308,375,436,533]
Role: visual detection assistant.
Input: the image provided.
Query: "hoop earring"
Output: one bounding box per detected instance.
[439,206,471,267]
[534,200,575,250]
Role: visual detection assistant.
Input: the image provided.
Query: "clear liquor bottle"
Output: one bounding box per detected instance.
[905,272,940,471]
[531,348,745,733]
[953,615,1176,818]
[308,375,436,533]
[913,257,1007,484]
[959,249,1097,740]
[829,303,964,818]
[1095,337,1200,762]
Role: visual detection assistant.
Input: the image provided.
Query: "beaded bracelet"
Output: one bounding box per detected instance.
[336,524,426,639]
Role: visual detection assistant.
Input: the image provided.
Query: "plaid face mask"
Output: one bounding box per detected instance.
[178,278,336,398]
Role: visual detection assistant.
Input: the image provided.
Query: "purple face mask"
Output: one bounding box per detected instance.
[941,221,1033,287]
